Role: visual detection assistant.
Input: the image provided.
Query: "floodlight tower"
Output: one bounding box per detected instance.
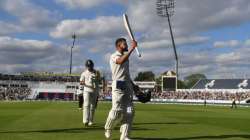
[156,0,179,81]
[69,33,76,74]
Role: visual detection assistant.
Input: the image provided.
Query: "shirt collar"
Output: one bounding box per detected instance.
[115,51,122,55]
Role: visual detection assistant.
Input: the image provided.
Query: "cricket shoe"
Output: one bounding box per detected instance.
[120,130,131,140]
[104,130,111,139]
[83,122,88,127]
[120,136,131,140]
[88,122,93,126]
[78,108,82,110]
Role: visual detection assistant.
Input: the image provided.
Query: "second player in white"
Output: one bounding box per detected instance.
[80,59,100,126]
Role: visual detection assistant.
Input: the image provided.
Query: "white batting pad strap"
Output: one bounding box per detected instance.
[127,106,132,113]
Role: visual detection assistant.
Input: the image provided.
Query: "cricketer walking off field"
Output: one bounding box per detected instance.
[80,59,100,126]
[104,38,138,140]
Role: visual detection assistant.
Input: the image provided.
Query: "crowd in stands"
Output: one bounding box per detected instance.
[0,74,79,82]
[1,87,250,102]
[0,87,31,100]
[99,90,250,101]
[151,91,250,101]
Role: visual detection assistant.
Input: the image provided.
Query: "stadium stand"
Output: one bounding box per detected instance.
[154,79,250,104]
[1,74,250,104]
[192,79,250,89]
[0,86,31,100]
[152,91,250,101]
[0,74,80,101]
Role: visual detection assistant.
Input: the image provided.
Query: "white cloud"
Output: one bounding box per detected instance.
[140,36,209,49]
[126,0,250,39]
[215,52,241,64]
[4,0,59,27]
[50,16,123,38]
[55,0,119,9]
[0,36,53,51]
[0,21,23,35]
[214,40,241,48]
[0,36,63,73]
[0,0,60,35]
[139,49,173,62]
[178,0,250,34]
[201,1,250,29]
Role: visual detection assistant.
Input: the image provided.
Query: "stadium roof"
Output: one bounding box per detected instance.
[192,79,250,89]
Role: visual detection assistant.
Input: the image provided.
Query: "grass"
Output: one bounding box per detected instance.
[0,101,250,140]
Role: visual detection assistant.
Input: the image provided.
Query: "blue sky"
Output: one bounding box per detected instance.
[0,0,250,79]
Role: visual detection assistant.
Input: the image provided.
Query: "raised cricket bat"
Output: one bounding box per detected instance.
[123,14,141,57]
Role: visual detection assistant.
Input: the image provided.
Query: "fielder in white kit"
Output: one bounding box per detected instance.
[104,38,138,140]
[80,59,99,126]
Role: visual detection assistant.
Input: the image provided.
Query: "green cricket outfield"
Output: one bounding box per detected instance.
[0,101,249,140]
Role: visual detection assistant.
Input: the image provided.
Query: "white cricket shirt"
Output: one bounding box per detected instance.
[80,70,98,92]
[110,51,131,81]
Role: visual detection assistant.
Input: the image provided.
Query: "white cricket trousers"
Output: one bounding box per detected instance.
[83,91,98,124]
[104,81,134,138]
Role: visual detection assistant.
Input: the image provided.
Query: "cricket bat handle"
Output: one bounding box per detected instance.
[135,45,141,57]
[130,38,141,57]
